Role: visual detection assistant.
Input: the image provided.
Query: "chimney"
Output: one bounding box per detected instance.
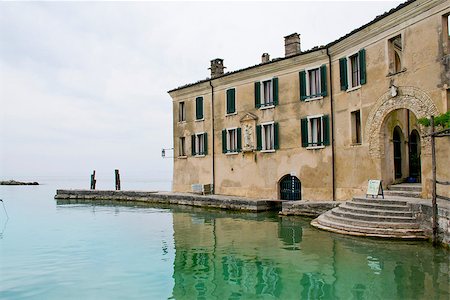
[209,58,225,78]
[284,33,301,57]
[261,53,270,63]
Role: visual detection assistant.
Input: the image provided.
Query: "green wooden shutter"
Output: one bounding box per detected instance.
[191,135,196,155]
[256,125,262,150]
[226,89,235,114]
[222,129,227,153]
[203,132,208,155]
[255,82,261,108]
[237,128,242,152]
[272,77,279,106]
[323,115,330,146]
[274,123,279,150]
[299,71,307,101]
[320,64,327,97]
[301,118,308,147]
[339,57,348,91]
[359,49,366,85]
[196,97,203,120]
[231,89,235,113]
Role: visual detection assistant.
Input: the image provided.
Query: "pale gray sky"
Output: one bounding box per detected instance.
[0,1,401,187]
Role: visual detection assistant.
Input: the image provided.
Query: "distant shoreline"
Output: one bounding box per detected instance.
[0,180,39,186]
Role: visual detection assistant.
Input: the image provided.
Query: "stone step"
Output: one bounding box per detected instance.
[312,215,428,239]
[331,208,416,223]
[324,213,421,229]
[347,200,411,211]
[387,183,422,192]
[384,190,422,198]
[339,203,413,217]
[352,196,409,206]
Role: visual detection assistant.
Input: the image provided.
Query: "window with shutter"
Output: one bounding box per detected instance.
[195,96,203,120]
[302,115,330,149]
[223,128,241,154]
[192,132,207,156]
[300,65,327,101]
[256,78,278,108]
[257,122,276,152]
[226,88,236,115]
[339,57,348,91]
[342,49,367,90]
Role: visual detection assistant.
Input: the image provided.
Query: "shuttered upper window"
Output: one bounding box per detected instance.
[255,78,279,108]
[299,65,327,101]
[226,88,236,115]
[301,115,330,148]
[195,96,204,120]
[339,49,366,91]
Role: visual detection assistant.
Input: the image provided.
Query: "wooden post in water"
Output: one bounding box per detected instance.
[431,116,438,246]
[90,170,96,190]
[115,169,121,191]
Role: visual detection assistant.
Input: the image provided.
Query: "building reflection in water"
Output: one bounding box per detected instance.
[169,209,449,299]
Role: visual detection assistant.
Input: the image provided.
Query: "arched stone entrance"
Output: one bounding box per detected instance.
[279,175,301,200]
[365,86,439,188]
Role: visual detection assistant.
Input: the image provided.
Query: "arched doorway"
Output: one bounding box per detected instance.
[279,175,301,200]
[393,126,403,179]
[409,129,421,182]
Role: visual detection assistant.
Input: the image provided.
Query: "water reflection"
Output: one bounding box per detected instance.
[170,209,449,300]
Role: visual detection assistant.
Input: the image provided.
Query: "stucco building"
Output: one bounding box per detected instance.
[168,0,450,201]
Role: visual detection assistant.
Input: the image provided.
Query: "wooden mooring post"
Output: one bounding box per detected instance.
[115,169,121,191]
[90,170,96,190]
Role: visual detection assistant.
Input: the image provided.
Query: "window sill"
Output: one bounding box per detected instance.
[178,155,188,159]
[346,85,361,93]
[259,105,275,110]
[194,154,206,158]
[225,112,237,116]
[178,121,187,124]
[306,145,325,150]
[351,143,362,147]
[225,151,239,155]
[261,149,276,153]
[195,118,204,122]
[304,95,323,102]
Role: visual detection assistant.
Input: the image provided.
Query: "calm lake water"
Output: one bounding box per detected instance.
[0,180,448,299]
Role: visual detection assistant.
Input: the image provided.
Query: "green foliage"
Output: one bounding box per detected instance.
[418,111,450,129]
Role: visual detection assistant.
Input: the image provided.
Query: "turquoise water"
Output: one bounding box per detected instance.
[0,181,448,299]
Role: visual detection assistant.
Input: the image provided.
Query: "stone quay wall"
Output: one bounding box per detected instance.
[55,189,282,212]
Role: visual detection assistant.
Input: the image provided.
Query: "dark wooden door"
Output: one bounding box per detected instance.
[409,130,421,182]
[393,127,402,179]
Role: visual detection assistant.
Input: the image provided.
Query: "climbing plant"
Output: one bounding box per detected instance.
[418,111,450,129]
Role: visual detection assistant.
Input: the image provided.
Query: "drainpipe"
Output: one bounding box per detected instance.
[327,47,336,201]
[209,81,215,194]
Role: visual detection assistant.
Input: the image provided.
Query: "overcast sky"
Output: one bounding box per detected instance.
[0,1,401,188]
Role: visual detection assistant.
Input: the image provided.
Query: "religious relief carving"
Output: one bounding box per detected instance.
[240,112,258,152]
[243,124,254,151]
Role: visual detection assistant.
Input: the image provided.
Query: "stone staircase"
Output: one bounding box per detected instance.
[311,184,428,239]
[384,183,422,198]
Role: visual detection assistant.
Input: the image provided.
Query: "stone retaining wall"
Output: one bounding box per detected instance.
[54,189,282,212]
[280,201,341,217]
[412,202,450,248]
